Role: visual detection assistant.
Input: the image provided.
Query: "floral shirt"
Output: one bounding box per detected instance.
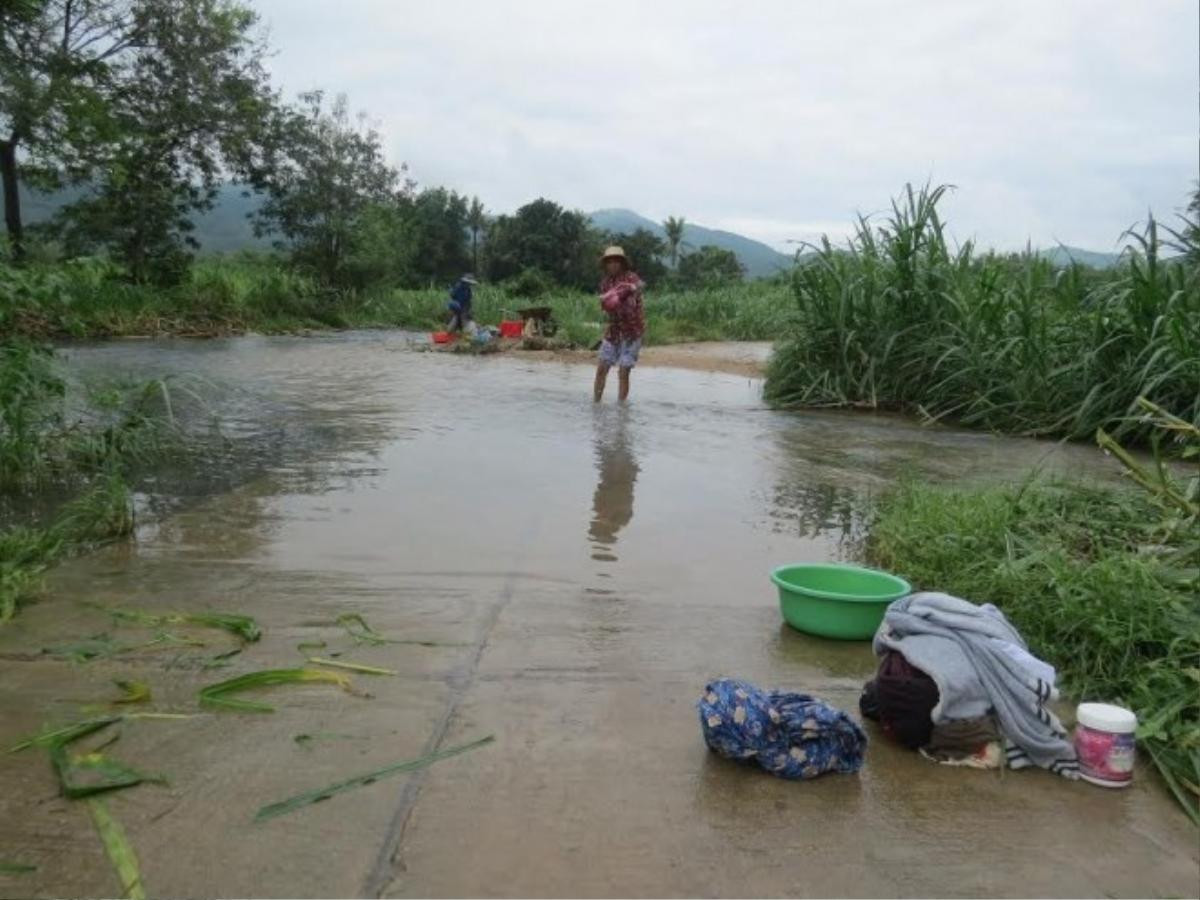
[599,271,645,342]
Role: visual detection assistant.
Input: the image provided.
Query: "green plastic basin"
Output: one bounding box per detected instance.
[771,563,911,641]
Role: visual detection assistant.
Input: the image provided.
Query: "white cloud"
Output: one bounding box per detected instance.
[251,0,1198,252]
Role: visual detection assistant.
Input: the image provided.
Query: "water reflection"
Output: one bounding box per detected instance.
[588,408,639,563]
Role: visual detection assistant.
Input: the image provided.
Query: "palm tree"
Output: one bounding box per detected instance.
[468,196,487,273]
[663,216,686,269]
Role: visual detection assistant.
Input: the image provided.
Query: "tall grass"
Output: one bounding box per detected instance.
[0,340,186,623]
[765,184,1200,443]
[1,253,793,344]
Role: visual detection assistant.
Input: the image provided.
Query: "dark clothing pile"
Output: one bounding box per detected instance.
[861,592,1078,778]
[858,650,938,750]
[698,678,867,780]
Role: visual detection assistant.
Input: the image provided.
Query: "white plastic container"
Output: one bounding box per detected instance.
[1074,703,1137,788]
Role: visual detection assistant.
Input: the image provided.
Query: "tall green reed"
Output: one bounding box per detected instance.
[765,184,1200,442]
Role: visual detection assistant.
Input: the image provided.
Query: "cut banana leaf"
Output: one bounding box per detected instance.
[7,714,193,754]
[6,716,121,753]
[51,745,165,798]
[255,734,494,822]
[112,681,151,704]
[0,862,36,874]
[307,656,396,676]
[44,631,205,663]
[199,667,351,713]
[336,613,391,645]
[335,614,465,648]
[87,798,145,900]
[107,608,261,643]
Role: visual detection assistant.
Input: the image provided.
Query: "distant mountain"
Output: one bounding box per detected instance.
[589,208,794,279]
[1037,246,1122,269]
[21,182,270,253]
[17,185,1125,273]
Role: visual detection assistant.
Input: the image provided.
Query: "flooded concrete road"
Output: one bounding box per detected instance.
[0,333,1195,898]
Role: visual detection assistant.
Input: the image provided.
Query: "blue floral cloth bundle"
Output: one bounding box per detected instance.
[698,678,867,779]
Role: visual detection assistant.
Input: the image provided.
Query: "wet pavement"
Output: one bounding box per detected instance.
[0,333,1195,898]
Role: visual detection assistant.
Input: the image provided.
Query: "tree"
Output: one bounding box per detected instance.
[663,215,686,269]
[606,227,667,286]
[256,91,407,285]
[677,244,744,288]
[404,187,470,285]
[467,195,486,274]
[55,0,277,283]
[0,0,144,259]
[483,198,599,289]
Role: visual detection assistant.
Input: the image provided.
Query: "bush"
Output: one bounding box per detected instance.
[503,268,556,299]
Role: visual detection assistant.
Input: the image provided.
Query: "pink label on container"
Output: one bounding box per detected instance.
[1075,724,1135,782]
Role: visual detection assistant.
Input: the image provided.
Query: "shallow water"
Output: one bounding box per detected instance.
[4,333,1190,900]
[57,331,1117,598]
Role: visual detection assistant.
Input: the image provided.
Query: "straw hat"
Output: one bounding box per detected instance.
[600,246,628,265]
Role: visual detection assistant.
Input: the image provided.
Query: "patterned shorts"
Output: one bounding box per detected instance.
[598,337,641,369]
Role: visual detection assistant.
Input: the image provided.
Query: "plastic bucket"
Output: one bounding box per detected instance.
[432,331,454,344]
[499,320,524,338]
[771,563,911,640]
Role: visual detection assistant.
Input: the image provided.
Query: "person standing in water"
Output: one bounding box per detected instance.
[594,246,645,403]
[446,273,478,333]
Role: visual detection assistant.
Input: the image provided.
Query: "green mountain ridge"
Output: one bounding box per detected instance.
[18,185,1122,272]
[588,208,795,278]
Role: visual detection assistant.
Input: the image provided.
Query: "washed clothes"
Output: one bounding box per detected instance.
[599,271,645,342]
[859,650,939,749]
[698,678,867,779]
[874,592,1079,778]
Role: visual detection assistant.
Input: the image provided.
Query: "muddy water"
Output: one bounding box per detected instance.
[1,333,1193,900]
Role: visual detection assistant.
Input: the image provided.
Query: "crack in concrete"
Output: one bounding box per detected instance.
[360,570,519,898]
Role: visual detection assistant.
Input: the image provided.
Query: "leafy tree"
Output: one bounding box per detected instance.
[0,0,143,259]
[467,195,486,274]
[677,244,744,288]
[606,227,667,286]
[484,198,599,289]
[342,201,417,289]
[663,215,686,269]
[404,187,470,285]
[55,0,277,283]
[256,91,407,285]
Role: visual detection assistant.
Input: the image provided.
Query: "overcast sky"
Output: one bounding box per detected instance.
[251,0,1197,253]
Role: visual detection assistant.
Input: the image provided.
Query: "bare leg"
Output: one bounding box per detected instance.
[618,367,631,402]
[594,363,611,403]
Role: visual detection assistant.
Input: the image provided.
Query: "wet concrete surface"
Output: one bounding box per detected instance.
[0,333,1195,898]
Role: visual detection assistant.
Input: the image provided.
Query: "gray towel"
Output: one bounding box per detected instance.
[874,592,1079,778]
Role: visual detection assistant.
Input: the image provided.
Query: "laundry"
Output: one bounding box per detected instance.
[698,678,867,780]
[920,716,1003,769]
[859,650,939,749]
[873,592,1079,779]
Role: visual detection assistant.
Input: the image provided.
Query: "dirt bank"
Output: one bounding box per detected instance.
[515,340,772,378]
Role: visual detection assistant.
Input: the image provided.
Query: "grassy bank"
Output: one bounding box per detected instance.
[0,254,792,345]
[765,185,1200,444]
[867,402,1199,823]
[0,342,186,622]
